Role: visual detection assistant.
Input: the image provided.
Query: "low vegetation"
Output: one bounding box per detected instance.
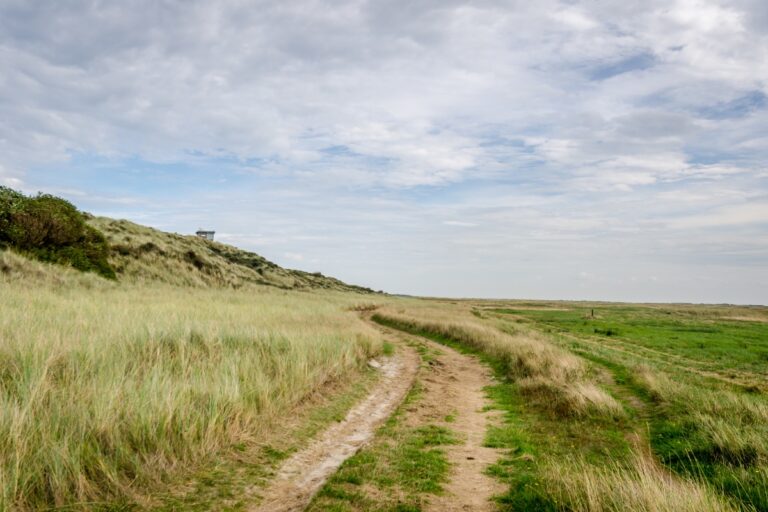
[3,191,766,510]
[487,302,768,510]
[488,304,768,375]
[542,456,738,512]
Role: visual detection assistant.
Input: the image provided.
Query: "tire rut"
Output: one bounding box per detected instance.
[372,321,506,512]
[250,343,419,512]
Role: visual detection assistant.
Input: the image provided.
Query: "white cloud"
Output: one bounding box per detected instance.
[0,0,766,302]
[550,7,600,31]
[284,252,305,262]
[0,176,23,188]
[0,164,24,189]
[443,221,478,227]
[671,203,768,228]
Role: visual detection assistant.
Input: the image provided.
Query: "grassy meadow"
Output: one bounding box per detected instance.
[372,300,768,511]
[0,249,384,510]
[487,302,768,510]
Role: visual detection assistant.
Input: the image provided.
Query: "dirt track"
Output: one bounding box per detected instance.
[251,343,419,512]
[252,319,504,511]
[376,323,505,511]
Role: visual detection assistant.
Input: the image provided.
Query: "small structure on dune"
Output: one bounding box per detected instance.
[196,229,215,241]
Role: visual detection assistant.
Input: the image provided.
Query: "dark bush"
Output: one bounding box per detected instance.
[185,250,207,270]
[138,242,162,255]
[0,187,116,279]
[0,187,25,236]
[10,194,85,247]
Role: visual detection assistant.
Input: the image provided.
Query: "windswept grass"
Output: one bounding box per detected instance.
[0,250,383,510]
[373,306,623,419]
[543,455,738,512]
[632,366,768,508]
[489,300,768,510]
[89,216,376,293]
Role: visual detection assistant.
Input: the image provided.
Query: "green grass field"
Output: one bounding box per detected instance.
[480,301,768,511]
[486,304,768,375]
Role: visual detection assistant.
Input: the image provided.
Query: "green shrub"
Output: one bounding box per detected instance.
[0,187,115,279]
[0,186,25,235]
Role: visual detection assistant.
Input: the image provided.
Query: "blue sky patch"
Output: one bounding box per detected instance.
[699,90,767,119]
[589,52,656,81]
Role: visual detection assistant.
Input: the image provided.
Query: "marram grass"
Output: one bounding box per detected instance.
[0,250,383,510]
[542,454,738,512]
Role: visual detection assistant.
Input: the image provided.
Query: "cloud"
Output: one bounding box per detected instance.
[443,220,478,227]
[283,252,304,262]
[0,164,21,187]
[699,90,768,119]
[0,0,766,302]
[670,202,768,228]
[0,176,24,188]
[589,52,657,81]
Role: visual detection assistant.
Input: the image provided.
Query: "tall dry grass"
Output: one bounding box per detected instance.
[0,250,382,510]
[543,454,738,512]
[633,365,768,505]
[88,216,373,292]
[373,305,624,419]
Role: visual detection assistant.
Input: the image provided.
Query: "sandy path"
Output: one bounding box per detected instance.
[374,322,506,512]
[250,345,419,512]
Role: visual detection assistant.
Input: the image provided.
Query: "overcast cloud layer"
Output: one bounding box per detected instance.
[1,0,767,303]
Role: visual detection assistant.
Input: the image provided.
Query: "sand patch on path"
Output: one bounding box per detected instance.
[251,344,419,512]
[373,322,506,512]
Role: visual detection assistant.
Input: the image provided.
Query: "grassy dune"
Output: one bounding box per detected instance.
[89,216,376,293]
[0,250,383,510]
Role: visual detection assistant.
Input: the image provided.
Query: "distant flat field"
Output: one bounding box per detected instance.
[484,303,768,376]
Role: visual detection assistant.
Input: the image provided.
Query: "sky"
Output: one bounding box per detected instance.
[1,0,767,304]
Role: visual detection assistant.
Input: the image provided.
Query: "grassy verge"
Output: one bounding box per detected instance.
[306,382,459,512]
[372,309,624,420]
[491,304,768,511]
[154,368,380,511]
[634,368,768,510]
[373,307,738,512]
